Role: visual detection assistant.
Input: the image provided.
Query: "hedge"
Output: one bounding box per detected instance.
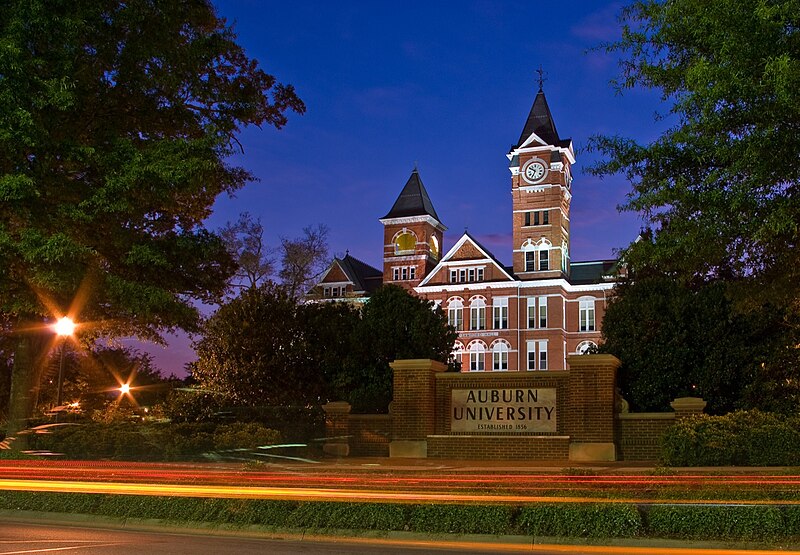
[25,422,282,461]
[661,410,800,466]
[2,491,800,542]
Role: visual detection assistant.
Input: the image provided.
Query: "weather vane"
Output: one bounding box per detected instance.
[536,65,547,92]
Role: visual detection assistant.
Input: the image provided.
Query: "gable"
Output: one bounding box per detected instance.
[418,233,515,287]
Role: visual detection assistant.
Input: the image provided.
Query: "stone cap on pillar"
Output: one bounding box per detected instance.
[566,353,621,370]
[670,397,707,413]
[390,359,448,372]
[322,401,352,415]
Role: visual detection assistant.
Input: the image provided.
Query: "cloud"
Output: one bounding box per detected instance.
[570,2,623,42]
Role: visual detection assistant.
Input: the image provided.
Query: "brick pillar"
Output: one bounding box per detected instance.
[566,354,620,462]
[322,401,351,457]
[389,358,447,458]
[670,397,707,419]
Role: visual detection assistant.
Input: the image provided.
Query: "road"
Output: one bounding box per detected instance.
[0,521,792,555]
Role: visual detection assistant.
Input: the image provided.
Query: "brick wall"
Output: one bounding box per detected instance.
[616,413,674,461]
[350,415,391,457]
[428,435,569,460]
[391,359,447,441]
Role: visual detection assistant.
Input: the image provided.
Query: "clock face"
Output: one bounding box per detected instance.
[523,160,546,184]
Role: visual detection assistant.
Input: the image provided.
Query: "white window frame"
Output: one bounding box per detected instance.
[448,299,463,330]
[492,297,508,330]
[492,341,509,371]
[579,299,596,332]
[469,298,486,331]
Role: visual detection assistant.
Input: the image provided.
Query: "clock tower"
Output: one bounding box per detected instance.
[507,87,575,279]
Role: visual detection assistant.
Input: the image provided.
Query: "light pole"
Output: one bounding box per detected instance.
[53,316,76,414]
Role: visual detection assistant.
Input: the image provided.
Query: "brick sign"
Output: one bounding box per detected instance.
[451,388,556,433]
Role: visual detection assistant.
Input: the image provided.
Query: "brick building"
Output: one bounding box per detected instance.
[310,87,621,373]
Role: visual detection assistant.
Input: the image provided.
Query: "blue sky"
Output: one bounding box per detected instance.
[136,0,670,375]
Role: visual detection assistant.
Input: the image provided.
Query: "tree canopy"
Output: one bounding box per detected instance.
[0,0,303,436]
[600,276,798,413]
[190,284,457,414]
[591,0,800,312]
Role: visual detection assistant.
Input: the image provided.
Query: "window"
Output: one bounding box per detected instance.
[492,342,509,371]
[538,296,548,328]
[539,249,549,271]
[524,212,531,226]
[448,299,463,330]
[394,266,416,281]
[477,268,484,281]
[469,298,486,330]
[452,341,464,368]
[468,268,475,282]
[577,340,597,354]
[468,342,486,371]
[523,210,550,226]
[542,210,549,225]
[579,299,596,332]
[493,297,508,329]
[527,341,536,371]
[527,340,548,370]
[449,266,485,283]
[527,297,536,328]
[394,231,416,254]
[450,269,457,283]
[538,340,548,370]
[525,251,536,272]
[459,269,466,282]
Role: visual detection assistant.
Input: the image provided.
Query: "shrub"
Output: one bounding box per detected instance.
[518,504,642,538]
[648,505,784,540]
[27,421,282,461]
[406,504,514,535]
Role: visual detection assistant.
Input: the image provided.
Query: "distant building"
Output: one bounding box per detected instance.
[308,87,622,372]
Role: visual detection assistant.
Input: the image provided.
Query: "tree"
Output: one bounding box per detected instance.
[591,0,800,312]
[600,276,789,413]
[220,212,275,291]
[279,224,330,298]
[191,283,316,407]
[340,285,458,412]
[0,0,304,437]
[191,284,456,414]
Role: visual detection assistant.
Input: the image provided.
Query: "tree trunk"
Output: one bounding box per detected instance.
[6,322,49,450]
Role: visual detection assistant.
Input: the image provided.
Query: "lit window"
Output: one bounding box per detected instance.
[395,231,416,254]
[579,299,595,332]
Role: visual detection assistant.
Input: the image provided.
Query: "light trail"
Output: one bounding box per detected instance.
[2,478,800,506]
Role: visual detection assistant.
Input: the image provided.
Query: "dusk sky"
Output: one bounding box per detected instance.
[135,0,672,375]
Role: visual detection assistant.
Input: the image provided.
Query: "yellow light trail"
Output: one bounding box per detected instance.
[2,479,800,506]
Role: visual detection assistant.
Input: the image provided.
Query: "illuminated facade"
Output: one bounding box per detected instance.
[310,87,621,372]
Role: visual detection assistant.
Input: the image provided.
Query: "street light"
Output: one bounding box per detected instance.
[53,316,76,412]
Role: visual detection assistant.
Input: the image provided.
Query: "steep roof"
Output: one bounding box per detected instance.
[514,89,572,150]
[338,254,383,293]
[381,169,442,222]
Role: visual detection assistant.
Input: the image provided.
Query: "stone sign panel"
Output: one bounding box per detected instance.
[450,388,556,433]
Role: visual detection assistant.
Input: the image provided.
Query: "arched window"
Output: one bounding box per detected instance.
[447,297,464,330]
[578,296,596,332]
[451,341,464,369]
[491,340,510,371]
[429,235,440,259]
[576,340,597,354]
[469,296,486,330]
[394,230,416,254]
[467,340,486,372]
[521,238,552,272]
